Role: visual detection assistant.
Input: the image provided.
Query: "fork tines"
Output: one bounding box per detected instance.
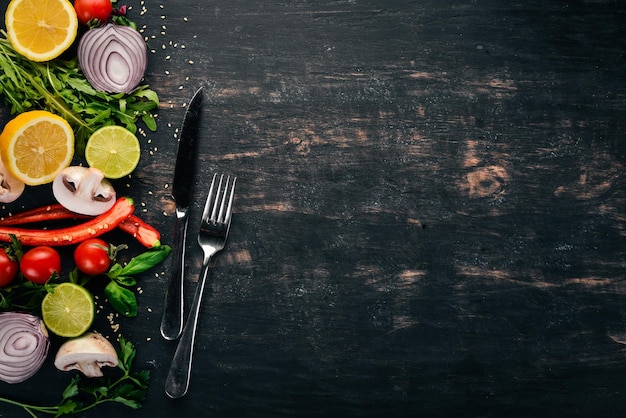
[203,174,236,226]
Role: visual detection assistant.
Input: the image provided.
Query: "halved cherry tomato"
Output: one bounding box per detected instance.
[0,247,19,287]
[74,238,111,276]
[74,0,113,26]
[21,246,61,284]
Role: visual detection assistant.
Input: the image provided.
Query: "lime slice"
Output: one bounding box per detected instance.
[85,126,141,179]
[42,283,95,337]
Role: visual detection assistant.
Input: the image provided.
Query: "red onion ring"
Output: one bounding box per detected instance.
[0,312,50,384]
[77,23,148,94]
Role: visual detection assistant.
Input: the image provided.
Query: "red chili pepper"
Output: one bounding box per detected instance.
[0,197,134,246]
[0,204,84,224]
[117,215,161,248]
[0,203,161,248]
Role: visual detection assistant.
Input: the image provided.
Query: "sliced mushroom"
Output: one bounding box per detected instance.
[54,332,119,377]
[0,159,25,203]
[52,167,116,215]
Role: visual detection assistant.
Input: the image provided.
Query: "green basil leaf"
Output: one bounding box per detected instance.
[119,245,171,276]
[107,263,123,279]
[114,275,137,287]
[105,281,138,317]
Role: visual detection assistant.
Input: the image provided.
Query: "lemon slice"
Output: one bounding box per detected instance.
[0,110,74,186]
[5,0,78,62]
[41,283,95,338]
[85,126,141,179]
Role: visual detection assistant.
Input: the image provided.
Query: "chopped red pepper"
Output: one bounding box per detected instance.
[0,197,134,246]
[117,216,161,248]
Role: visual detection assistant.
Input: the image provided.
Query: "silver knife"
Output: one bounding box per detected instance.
[160,87,204,340]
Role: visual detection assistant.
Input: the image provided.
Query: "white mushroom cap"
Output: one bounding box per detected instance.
[54,332,119,377]
[52,167,116,215]
[0,159,25,203]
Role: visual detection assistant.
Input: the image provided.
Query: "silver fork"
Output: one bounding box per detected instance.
[165,174,237,399]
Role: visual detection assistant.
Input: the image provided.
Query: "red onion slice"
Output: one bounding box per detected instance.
[77,23,148,94]
[0,312,50,384]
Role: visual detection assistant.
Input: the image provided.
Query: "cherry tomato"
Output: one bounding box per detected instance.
[21,246,61,284]
[74,0,113,26]
[74,239,111,276]
[0,247,19,287]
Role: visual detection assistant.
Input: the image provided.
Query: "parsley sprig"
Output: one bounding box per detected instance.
[0,337,150,417]
[0,31,158,155]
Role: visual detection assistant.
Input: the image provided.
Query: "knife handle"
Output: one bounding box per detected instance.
[160,211,189,340]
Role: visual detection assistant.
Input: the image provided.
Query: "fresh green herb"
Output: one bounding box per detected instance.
[112,245,172,277]
[0,271,61,314]
[103,244,171,317]
[0,31,158,155]
[0,337,150,417]
[105,281,138,317]
[0,279,47,313]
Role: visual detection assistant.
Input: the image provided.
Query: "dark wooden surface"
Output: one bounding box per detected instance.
[2,0,626,416]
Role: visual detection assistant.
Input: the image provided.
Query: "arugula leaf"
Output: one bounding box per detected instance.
[0,32,159,155]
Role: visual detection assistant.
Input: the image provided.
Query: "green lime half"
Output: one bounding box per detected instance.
[85,125,141,179]
[41,283,94,337]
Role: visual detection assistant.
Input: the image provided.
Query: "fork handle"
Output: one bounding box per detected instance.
[165,256,211,399]
[160,210,189,340]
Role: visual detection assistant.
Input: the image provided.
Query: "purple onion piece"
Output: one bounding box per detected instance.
[0,312,50,384]
[78,23,148,94]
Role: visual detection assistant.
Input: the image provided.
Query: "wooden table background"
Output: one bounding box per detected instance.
[1,0,626,416]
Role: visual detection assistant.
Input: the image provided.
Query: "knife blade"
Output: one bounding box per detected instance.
[160,86,204,340]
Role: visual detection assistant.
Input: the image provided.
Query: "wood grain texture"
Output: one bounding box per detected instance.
[1,0,625,417]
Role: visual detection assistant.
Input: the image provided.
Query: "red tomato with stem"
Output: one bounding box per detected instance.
[0,247,19,287]
[74,0,113,26]
[74,239,111,276]
[21,246,61,284]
